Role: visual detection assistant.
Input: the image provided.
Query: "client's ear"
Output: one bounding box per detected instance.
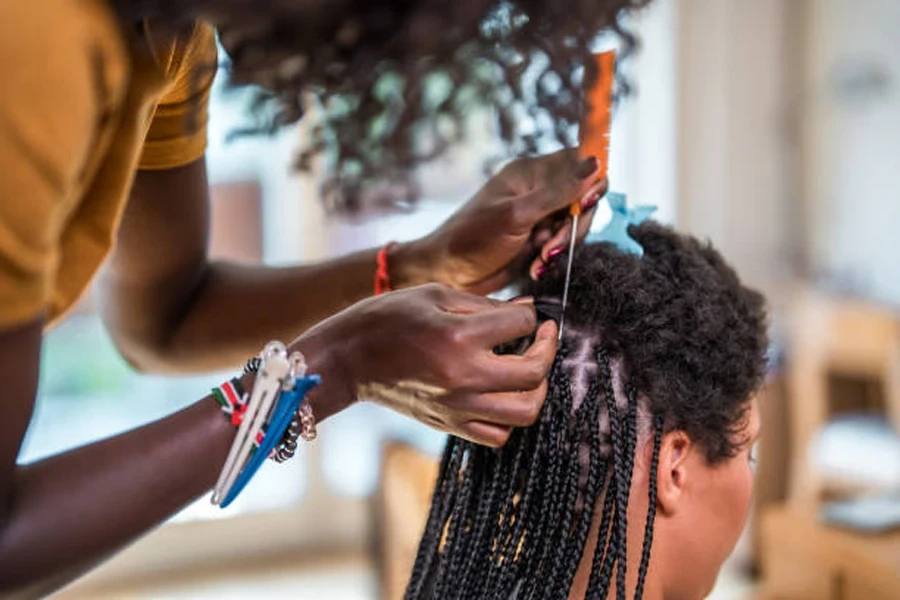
[656,430,693,517]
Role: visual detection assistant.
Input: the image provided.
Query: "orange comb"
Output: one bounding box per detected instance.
[559,50,616,340]
[579,50,616,184]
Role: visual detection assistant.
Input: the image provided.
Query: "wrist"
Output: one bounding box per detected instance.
[287,329,355,423]
[387,238,442,289]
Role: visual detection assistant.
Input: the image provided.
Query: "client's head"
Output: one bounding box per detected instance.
[405,221,769,600]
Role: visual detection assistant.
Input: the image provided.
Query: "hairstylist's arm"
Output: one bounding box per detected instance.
[0,289,552,594]
[97,151,602,374]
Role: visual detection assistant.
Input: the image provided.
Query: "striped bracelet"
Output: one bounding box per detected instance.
[211,378,266,448]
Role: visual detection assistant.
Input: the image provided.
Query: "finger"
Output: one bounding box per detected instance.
[471,320,558,392]
[530,220,575,279]
[519,171,608,225]
[454,383,547,428]
[530,198,600,279]
[540,203,596,262]
[433,286,506,314]
[464,270,513,297]
[457,420,514,448]
[457,301,538,348]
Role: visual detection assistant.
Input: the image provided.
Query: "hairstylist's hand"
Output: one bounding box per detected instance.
[396,150,607,295]
[292,284,558,447]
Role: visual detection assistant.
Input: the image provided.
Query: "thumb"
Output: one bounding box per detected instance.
[520,320,559,370]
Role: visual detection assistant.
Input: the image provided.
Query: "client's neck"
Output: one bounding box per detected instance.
[568,492,664,600]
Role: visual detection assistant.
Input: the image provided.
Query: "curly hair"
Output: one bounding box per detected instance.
[536,222,770,460]
[405,222,769,599]
[114,0,651,208]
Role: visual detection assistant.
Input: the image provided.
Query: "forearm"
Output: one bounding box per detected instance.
[102,239,429,374]
[0,397,231,595]
[160,250,381,371]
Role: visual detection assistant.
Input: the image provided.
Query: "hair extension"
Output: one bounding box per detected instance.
[585,468,618,599]
[405,436,464,600]
[634,414,664,599]
[406,223,769,599]
[549,376,604,595]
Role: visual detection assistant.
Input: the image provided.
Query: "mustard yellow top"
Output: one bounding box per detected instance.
[0,0,217,329]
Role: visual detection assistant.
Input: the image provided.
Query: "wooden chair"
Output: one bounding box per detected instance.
[373,441,440,600]
[785,290,900,508]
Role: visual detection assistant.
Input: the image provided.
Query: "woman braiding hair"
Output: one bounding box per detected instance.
[1,0,655,594]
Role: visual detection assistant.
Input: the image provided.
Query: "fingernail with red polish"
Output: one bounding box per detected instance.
[547,246,566,261]
[582,191,602,211]
[534,264,548,279]
[575,156,599,179]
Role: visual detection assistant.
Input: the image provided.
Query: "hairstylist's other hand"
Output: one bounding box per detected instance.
[396,150,607,295]
[292,285,558,447]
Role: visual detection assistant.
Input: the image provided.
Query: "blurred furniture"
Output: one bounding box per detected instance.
[760,505,900,600]
[785,290,900,508]
[373,441,439,600]
[750,372,791,572]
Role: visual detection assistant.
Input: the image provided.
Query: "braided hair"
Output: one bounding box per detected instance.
[405,222,769,599]
[113,0,651,209]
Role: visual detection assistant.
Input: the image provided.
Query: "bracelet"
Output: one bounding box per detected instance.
[272,402,317,463]
[374,242,397,296]
[212,378,265,445]
[218,373,321,507]
[211,342,321,508]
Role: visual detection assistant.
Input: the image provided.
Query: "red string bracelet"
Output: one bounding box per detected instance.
[374,242,397,296]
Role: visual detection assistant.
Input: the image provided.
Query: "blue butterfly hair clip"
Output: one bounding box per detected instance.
[592,192,657,257]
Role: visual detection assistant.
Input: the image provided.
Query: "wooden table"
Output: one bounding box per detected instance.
[760,506,900,600]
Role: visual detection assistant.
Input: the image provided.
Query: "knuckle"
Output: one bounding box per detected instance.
[497,198,522,228]
[434,359,472,391]
[525,389,546,423]
[440,323,468,349]
[420,282,448,300]
[500,156,530,178]
[516,305,538,331]
[493,428,513,447]
[523,361,547,389]
[432,359,456,387]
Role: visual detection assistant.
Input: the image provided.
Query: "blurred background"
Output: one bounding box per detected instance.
[27,0,899,598]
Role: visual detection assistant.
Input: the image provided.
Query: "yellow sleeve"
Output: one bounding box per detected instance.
[139,23,218,170]
[0,4,96,328]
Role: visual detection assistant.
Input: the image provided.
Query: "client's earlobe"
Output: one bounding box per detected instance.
[656,431,691,517]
